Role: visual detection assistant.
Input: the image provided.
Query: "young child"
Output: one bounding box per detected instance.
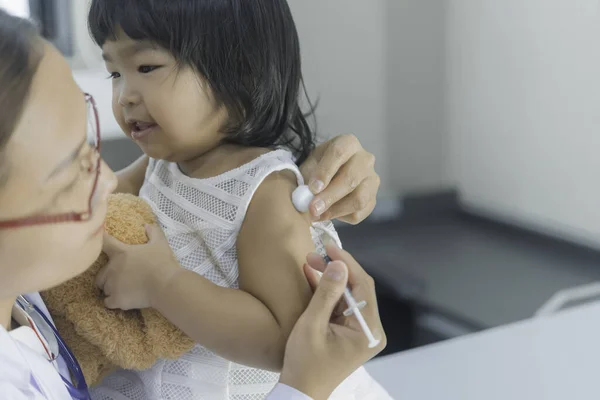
[88,1,390,399]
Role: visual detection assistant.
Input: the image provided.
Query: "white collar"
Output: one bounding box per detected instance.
[1,324,72,399]
[12,295,58,362]
[11,294,71,383]
[9,325,53,365]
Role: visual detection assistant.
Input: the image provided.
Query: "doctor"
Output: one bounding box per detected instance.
[0,10,385,400]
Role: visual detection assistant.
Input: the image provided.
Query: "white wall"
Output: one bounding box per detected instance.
[70,0,122,138]
[70,0,102,69]
[290,0,391,197]
[387,0,449,194]
[446,0,600,247]
[0,0,29,18]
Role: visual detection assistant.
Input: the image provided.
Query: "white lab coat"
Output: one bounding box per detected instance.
[0,293,310,400]
[0,321,71,399]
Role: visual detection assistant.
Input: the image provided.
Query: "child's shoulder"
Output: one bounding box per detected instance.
[221,146,306,222]
[185,145,291,180]
[169,145,303,218]
[240,168,313,241]
[229,146,274,167]
[232,146,301,197]
[242,163,310,227]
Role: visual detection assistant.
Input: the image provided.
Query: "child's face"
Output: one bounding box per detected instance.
[102,29,228,162]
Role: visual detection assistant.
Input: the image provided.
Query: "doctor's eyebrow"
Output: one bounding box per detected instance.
[45,138,86,182]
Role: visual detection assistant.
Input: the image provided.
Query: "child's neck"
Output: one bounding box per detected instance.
[178,144,269,180]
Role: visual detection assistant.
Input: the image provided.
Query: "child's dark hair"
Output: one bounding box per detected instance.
[88,0,316,164]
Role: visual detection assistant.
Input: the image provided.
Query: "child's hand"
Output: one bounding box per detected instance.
[96,224,180,311]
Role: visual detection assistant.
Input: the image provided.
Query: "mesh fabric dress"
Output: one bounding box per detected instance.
[90,149,391,400]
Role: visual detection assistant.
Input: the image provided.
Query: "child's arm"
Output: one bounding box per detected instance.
[146,172,315,371]
[237,171,317,366]
[115,155,149,195]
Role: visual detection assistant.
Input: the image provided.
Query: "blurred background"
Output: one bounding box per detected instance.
[5,0,600,357]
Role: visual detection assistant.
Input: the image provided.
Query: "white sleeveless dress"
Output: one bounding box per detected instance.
[91,149,391,400]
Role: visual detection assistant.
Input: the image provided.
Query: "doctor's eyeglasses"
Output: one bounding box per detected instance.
[0,93,102,229]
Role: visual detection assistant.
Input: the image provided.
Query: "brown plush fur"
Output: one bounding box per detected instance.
[41,194,195,386]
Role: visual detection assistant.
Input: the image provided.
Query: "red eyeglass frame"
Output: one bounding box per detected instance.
[0,93,102,229]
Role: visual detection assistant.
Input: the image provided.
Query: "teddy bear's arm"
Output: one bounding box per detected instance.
[66,301,157,371]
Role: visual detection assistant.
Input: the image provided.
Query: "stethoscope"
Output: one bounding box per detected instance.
[14,295,90,400]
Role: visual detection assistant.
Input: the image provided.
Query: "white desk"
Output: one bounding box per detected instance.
[366,302,600,399]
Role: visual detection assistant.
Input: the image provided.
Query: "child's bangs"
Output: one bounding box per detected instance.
[88,1,169,48]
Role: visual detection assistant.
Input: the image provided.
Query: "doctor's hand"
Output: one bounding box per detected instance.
[96,224,180,310]
[300,134,380,224]
[279,244,386,400]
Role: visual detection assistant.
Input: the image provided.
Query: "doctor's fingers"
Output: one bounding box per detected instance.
[301,261,349,332]
[306,245,386,350]
[304,263,321,291]
[324,243,374,293]
[303,263,346,319]
[322,243,384,335]
[307,244,372,294]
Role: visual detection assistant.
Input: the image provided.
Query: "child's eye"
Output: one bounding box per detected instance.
[107,72,121,79]
[138,65,160,74]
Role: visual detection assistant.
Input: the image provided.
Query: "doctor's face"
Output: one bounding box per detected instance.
[0,42,117,299]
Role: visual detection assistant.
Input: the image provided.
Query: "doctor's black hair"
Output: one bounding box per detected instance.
[88,0,316,164]
[0,10,43,184]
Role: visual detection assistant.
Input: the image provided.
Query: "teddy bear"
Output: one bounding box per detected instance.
[41,194,195,386]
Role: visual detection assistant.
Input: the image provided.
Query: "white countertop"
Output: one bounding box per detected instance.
[366,302,600,400]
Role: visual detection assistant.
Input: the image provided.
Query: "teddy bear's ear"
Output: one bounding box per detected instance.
[104,194,157,245]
